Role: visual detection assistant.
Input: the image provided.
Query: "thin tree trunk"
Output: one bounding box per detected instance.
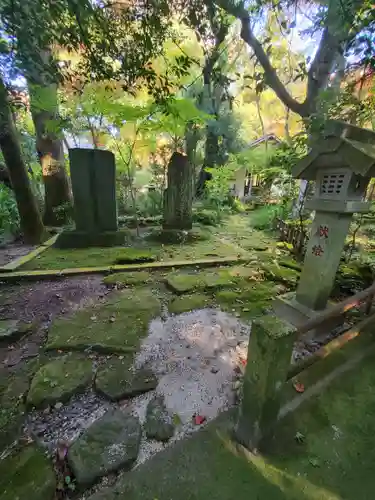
[0,76,44,244]
[27,49,71,227]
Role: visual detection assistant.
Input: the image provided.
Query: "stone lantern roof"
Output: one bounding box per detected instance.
[292,121,375,180]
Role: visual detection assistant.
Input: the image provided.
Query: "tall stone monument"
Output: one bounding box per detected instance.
[163,152,193,231]
[55,149,126,248]
[274,121,375,331]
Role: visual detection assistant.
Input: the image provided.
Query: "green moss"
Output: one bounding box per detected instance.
[113,248,158,265]
[168,294,213,314]
[165,267,258,295]
[27,354,92,409]
[0,376,26,451]
[103,271,152,287]
[0,357,48,451]
[165,272,202,294]
[334,261,373,294]
[262,262,300,286]
[215,281,278,320]
[95,357,158,401]
[0,319,38,343]
[22,231,241,271]
[276,241,294,251]
[0,445,56,500]
[46,288,161,354]
[145,227,210,244]
[89,351,375,500]
[278,259,302,272]
[22,246,138,270]
[192,209,221,226]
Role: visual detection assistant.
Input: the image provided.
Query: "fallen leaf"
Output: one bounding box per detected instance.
[57,442,68,461]
[193,415,206,425]
[308,457,320,468]
[173,413,182,426]
[293,381,305,393]
[90,315,97,321]
[295,431,305,444]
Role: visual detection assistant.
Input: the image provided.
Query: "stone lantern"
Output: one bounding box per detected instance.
[274,121,375,330]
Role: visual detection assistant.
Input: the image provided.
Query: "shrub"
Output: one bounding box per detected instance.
[192,208,221,226]
[0,185,20,240]
[251,205,279,230]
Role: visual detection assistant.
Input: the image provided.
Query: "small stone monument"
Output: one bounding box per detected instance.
[274,121,375,332]
[163,152,193,231]
[55,149,126,248]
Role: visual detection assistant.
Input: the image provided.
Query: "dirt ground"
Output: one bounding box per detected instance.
[0,240,35,266]
[0,276,106,369]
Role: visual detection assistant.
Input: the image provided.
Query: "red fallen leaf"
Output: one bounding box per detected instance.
[293,381,305,393]
[240,358,247,366]
[193,415,206,425]
[57,441,68,462]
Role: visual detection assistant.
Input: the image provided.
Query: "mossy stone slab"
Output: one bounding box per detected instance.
[0,445,56,500]
[262,262,300,286]
[168,294,213,314]
[103,271,152,287]
[68,410,141,486]
[27,355,92,409]
[215,282,278,320]
[0,319,37,343]
[0,357,47,451]
[145,396,175,442]
[95,357,158,401]
[46,288,161,354]
[166,267,258,295]
[0,374,27,452]
[165,272,202,294]
[113,248,158,265]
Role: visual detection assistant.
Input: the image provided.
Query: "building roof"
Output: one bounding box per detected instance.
[248,134,282,149]
[292,121,375,180]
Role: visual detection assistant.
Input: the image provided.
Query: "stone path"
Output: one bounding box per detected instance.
[0,259,295,499]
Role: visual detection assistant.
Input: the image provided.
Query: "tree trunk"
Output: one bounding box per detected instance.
[0,77,44,244]
[27,50,71,227]
[196,128,219,197]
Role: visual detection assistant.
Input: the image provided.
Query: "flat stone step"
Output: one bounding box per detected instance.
[27,354,92,409]
[95,357,158,401]
[0,445,56,500]
[68,409,141,486]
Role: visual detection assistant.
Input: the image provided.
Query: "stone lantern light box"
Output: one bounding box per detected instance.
[273,121,375,331]
[294,122,375,212]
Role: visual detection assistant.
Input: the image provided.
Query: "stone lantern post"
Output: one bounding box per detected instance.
[274,121,375,330]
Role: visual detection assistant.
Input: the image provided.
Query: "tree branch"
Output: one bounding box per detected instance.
[214,0,306,115]
[215,0,350,119]
[305,27,342,112]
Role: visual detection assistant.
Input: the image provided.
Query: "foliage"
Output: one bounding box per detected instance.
[192,207,222,226]
[205,162,240,207]
[250,205,279,230]
[0,185,20,239]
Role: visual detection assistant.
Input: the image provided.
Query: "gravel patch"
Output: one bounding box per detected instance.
[26,390,111,452]
[128,308,251,467]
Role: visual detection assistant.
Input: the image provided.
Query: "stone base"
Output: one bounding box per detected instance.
[54,230,129,249]
[272,292,342,340]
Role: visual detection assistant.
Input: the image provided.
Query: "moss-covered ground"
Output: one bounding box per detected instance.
[20,224,246,271]
[89,349,375,500]
[3,211,375,499]
[46,287,161,353]
[27,354,93,409]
